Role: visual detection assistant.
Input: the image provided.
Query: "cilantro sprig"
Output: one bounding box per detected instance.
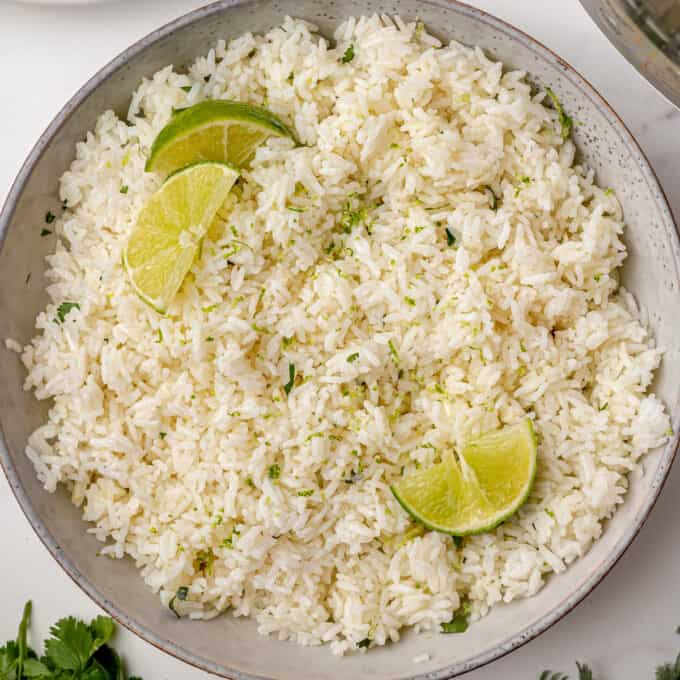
[0,601,142,679]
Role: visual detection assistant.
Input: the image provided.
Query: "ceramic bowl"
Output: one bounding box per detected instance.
[1,1,679,679]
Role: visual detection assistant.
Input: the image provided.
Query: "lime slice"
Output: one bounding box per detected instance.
[391,419,537,536]
[123,161,239,313]
[145,100,294,177]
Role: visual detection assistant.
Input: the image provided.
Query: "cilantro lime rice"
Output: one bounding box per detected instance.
[9,15,669,655]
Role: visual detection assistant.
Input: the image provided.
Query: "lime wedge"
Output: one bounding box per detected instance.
[391,419,537,536]
[146,100,294,177]
[123,161,239,313]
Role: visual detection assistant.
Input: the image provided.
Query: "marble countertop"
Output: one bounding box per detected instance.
[1,1,678,678]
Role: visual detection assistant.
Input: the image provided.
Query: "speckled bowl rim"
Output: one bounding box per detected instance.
[0,1,678,679]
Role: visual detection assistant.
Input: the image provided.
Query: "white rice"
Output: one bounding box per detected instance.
[10,15,670,655]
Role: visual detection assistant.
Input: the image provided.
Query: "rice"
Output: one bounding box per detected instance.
[11,15,670,655]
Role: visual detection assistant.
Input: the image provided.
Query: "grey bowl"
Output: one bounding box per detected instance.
[1,1,679,679]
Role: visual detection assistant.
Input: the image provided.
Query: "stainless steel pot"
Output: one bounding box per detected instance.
[580,0,680,108]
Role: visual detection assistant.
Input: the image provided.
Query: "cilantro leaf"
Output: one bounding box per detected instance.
[656,652,680,680]
[92,644,125,680]
[341,44,355,63]
[545,87,573,140]
[44,616,94,671]
[169,586,189,618]
[284,363,296,395]
[440,613,468,634]
[0,640,20,679]
[55,301,80,324]
[89,616,115,652]
[576,662,594,680]
[22,657,51,677]
[356,638,370,648]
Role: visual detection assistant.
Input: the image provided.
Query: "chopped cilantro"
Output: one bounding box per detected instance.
[159,432,167,440]
[341,44,355,63]
[340,196,368,233]
[180,85,192,93]
[246,476,255,487]
[445,227,456,247]
[357,638,371,648]
[297,489,314,497]
[169,586,189,617]
[40,228,52,237]
[119,185,129,194]
[484,185,499,211]
[287,71,294,84]
[193,548,216,575]
[155,328,163,343]
[287,205,307,213]
[284,363,296,395]
[45,211,56,224]
[404,296,416,307]
[545,87,573,140]
[268,464,281,479]
[441,601,470,634]
[387,339,399,365]
[55,301,80,324]
[206,336,214,341]
[347,352,360,363]
[599,403,608,411]
[604,187,614,196]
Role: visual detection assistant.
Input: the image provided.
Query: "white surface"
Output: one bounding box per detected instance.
[1,1,679,678]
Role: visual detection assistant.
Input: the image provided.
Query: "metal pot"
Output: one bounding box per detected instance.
[580,0,680,108]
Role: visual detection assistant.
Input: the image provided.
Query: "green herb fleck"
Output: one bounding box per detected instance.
[120,185,129,194]
[484,185,499,211]
[599,403,608,411]
[340,196,369,234]
[347,352,360,363]
[519,175,531,184]
[604,187,614,196]
[55,301,80,324]
[387,339,399,365]
[546,87,573,140]
[156,328,163,343]
[181,85,192,93]
[287,71,294,84]
[246,476,255,487]
[341,44,355,64]
[45,211,56,224]
[206,336,214,342]
[357,638,371,648]
[169,586,189,617]
[159,432,167,440]
[445,227,456,247]
[193,548,216,576]
[284,363,296,395]
[404,296,416,307]
[441,601,470,634]
[40,228,52,237]
[268,464,281,480]
[287,205,307,213]
[297,489,314,497]
[594,274,601,282]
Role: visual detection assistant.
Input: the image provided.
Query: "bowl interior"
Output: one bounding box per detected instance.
[1,1,679,679]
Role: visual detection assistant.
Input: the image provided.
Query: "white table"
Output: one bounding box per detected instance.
[1,1,679,678]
